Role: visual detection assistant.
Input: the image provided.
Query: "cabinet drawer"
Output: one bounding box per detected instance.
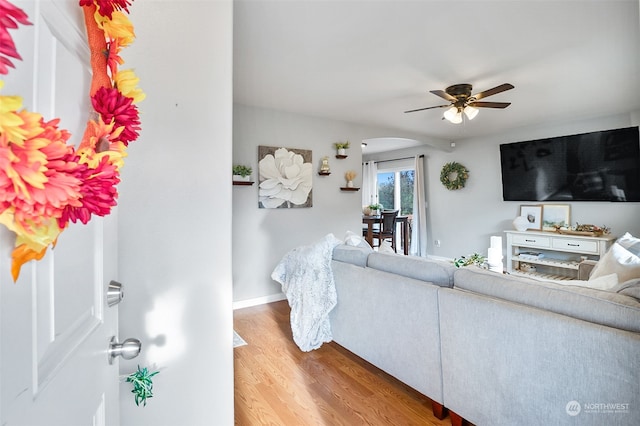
[512,234,550,248]
[552,238,598,254]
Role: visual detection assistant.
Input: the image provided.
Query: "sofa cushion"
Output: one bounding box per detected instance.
[590,232,640,283]
[332,244,370,267]
[453,267,640,333]
[549,272,618,291]
[366,252,455,287]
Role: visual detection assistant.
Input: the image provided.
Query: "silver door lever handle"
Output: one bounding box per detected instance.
[108,336,141,364]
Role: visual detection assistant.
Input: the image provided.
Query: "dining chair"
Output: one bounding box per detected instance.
[371,210,399,252]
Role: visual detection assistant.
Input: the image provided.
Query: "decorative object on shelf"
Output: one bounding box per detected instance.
[519,262,537,273]
[258,146,312,208]
[558,223,611,237]
[318,156,331,175]
[0,0,143,281]
[453,252,486,268]
[345,170,357,188]
[232,164,253,182]
[542,204,571,231]
[334,141,350,157]
[440,162,469,190]
[125,365,160,407]
[518,204,542,230]
[513,216,529,232]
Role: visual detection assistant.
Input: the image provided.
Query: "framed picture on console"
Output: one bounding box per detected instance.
[542,204,571,231]
[519,204,542,230]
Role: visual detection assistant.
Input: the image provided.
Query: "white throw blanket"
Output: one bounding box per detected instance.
[271,234,342,352]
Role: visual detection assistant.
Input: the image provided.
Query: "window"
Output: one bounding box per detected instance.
[377,161,414,215]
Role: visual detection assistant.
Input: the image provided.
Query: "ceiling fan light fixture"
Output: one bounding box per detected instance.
[443,106,461,123]
[463,105,479,120]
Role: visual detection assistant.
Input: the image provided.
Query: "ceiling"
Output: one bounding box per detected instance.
[233,1,640,152]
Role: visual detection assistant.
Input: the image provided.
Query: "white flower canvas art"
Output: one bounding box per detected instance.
[258,146,313,208]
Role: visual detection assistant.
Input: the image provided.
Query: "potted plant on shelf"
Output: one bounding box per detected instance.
[232,165,252,182]
[334,141,350,156]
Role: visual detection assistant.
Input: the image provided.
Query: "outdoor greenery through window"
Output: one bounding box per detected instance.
[377,169,414,215]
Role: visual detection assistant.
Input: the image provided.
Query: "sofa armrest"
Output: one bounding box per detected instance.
[578,259,598,280]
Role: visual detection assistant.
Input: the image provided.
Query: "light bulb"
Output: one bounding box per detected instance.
[443,106,459,123]
[464,105,479,120]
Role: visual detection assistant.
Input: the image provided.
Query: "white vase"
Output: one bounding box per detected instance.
[233,175,251,182]
[513,215,529,231]
[347,180,354,188]
[338,148,346,156]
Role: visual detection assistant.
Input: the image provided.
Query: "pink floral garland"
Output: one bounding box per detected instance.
[0,0,143,281]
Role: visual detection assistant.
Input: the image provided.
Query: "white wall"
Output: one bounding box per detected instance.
[367,111,640,261]
[232,104,433,305]
[117,1,233,425]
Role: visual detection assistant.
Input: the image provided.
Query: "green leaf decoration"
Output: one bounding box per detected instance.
[440,162,469,190]
[126,365,160,407]
[453,252,486,268]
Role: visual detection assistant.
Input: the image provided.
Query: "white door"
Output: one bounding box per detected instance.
[1,1,121,424]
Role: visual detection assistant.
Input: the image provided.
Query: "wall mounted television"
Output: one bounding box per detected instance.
[500,126,640,202]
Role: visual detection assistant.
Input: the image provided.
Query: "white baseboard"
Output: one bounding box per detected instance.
[233,293,287,310]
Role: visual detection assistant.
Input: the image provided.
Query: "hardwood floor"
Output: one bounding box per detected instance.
[234,300,450,425]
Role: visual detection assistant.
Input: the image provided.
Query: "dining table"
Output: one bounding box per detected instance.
[362,215,410,255]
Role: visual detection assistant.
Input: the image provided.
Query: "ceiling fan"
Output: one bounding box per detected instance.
[405,83,514,123]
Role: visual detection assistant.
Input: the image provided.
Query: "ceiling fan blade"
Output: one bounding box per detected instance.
[472,83,514,101]
[468,101,511,109]
[404,104,450,113]
[429,90,456,102]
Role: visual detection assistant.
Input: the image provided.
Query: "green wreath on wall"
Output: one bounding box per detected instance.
[440,162,469,190]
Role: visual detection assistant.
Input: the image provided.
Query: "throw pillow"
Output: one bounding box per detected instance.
[611,277,640,302]
[378,240,397,254]
[589,232,640,283]
[617,232,640,256]
[344,230,373,251]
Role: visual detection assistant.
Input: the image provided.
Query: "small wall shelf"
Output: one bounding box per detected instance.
[335,154,348,159]
[340,187,360,191]
[318,171,331,176]
[233,181,254,186]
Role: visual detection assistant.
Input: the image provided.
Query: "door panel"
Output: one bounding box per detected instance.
[1,1,119,424]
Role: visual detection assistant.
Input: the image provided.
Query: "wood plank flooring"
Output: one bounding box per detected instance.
[234,300,450,425]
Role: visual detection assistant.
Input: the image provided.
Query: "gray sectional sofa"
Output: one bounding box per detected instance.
[329,244,640,426]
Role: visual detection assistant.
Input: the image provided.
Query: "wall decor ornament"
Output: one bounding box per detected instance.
[440,162,469,190]
[258,146,313,208]
[318,156,331,175]
[0,0,144,281]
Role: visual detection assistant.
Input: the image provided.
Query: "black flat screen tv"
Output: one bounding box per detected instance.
[500,126,640,202]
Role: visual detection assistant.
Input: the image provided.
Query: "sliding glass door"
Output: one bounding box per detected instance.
[377,168,415,215]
